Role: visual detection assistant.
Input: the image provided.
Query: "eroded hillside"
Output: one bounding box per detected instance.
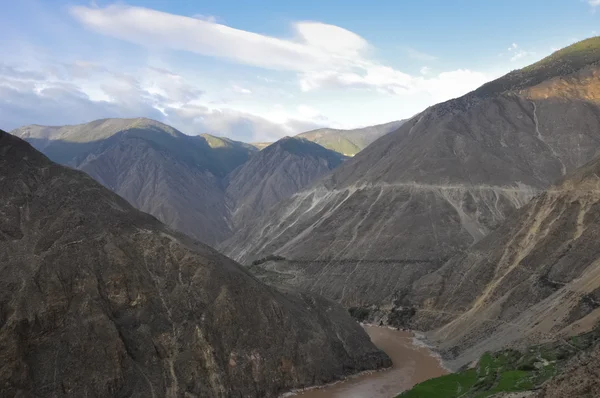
[224,38,600,307]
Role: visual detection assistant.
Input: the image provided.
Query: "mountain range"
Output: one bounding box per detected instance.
[0,129,390,397]
[249,120,404,156]
[7,36,600,398]
[13,119,356,246]
[222,37,600,309]
[295,120,405,156]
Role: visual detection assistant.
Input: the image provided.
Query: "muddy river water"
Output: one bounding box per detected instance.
[292,325,448,398]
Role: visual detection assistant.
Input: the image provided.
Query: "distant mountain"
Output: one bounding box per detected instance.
[0,129,390,397]
[200,133,258,173]
[14,120,348,246]
[223,37,600,307]
[250,142,272,150]
[296,120,405,156]
[224,137,345,233]
[12,118,247,245]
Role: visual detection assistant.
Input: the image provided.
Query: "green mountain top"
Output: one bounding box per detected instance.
[475,36,600,97]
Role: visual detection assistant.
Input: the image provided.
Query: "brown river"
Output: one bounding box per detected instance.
[291,326,448,398]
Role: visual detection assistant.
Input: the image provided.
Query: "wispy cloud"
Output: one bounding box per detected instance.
[231,84,252,95]
[69,4,486,101]
[2,3,512,140]
[507,43,533,62]
[405,47,438,61]
[0,60,325,141]
[70,4,368,72]
[191,14,219,23]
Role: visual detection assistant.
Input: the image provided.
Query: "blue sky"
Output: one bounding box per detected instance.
[1,0,599,142]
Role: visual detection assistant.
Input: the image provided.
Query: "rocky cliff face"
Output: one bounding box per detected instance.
[0,129,390,397]
[225,137,345,232]
[223,38,600,307]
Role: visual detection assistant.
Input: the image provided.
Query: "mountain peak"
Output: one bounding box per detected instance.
[265,136,346,162]
[474,36,600,98]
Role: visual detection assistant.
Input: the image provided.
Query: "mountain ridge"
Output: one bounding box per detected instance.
[0,128,390,397]
[13,122,348,245]
[223,37,600,309]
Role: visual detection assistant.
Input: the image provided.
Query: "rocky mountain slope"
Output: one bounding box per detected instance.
[0,129,390,397]
[12,118,246,245]
[200,133,258,173]
[394,151,600,369]
[225,137,345,231]
[13,119,344,246]
[296,120,405,156]
[223,37,600,306]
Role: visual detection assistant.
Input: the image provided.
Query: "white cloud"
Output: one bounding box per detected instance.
[70,5,366,72]
[420,66,431,75]
[405,47,438,61]
[299,65,491,103]
[0,61,324,142]
[231,84,252,95]
[507,43,533,62]
[191,14,218,23]
[163,104,323,142]
[69,4,484,101]
[589,0,600,7]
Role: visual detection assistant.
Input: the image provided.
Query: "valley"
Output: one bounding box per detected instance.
[292,326,448,398]
[3,6,600,395]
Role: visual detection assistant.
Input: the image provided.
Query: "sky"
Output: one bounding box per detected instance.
[1,0,599,142]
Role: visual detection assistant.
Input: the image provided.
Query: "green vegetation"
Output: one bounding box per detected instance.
[398,324,600,398]
[310,136,362,156]
[474,36,600,97]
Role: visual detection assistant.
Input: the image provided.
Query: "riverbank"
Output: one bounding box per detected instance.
[284,325,448,398]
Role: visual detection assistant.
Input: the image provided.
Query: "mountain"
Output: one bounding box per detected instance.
[223,37,600,306]
[224,137,346,232]
[14,119,350,247]
[296,120,405,156]
[250,142,272,150]
[394,152,600,369]
[0,129,390,397]
[249,120,404,156]
[200,133,258,173]
[12,118,257,245]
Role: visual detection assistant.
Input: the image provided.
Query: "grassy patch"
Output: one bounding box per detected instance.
[400,370,478,398]
[398,323,600,397]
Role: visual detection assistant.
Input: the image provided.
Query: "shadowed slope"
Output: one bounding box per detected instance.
[0,129,390,397]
